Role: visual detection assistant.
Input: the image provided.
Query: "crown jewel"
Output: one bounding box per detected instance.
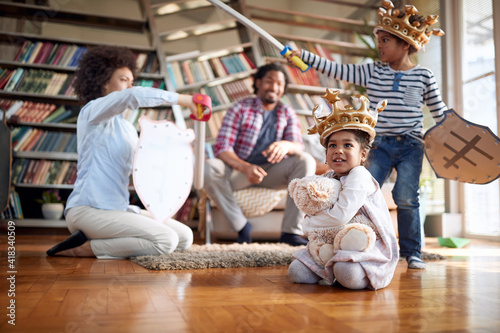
[307,89,387,147]
[374,0,445,51]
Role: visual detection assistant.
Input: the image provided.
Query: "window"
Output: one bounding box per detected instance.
[460,0,500,238]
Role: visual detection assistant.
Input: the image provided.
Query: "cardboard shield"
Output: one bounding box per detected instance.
[424,109,500,184]
[133,116,195,223]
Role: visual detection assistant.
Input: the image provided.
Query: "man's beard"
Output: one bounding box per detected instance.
[261,91,278,104]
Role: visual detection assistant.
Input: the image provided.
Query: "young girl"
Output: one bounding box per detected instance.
[288,91,399,290]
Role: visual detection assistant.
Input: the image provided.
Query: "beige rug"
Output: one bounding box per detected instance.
[131,243,445,270]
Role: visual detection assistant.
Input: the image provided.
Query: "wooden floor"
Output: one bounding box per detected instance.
[1,230,500,333]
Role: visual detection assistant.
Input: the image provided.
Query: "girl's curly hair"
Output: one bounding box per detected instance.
[74,46,137,103]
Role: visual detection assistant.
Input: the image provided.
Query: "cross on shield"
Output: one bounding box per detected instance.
[133,116,195,223]
[424,109,500,184]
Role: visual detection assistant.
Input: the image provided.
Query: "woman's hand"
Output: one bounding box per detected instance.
[177,94,198,117]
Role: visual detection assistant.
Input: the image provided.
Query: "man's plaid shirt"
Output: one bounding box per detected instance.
[213,96,304,160]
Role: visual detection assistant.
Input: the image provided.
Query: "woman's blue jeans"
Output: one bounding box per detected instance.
[366,135,424,258]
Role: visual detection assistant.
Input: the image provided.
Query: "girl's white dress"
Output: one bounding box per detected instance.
[293,166,399,290]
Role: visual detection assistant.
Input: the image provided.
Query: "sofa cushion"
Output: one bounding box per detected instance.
[233,187,288,217]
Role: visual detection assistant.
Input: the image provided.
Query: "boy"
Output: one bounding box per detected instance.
[288,1,447,268]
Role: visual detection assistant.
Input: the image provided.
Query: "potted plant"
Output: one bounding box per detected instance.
[36,190,65,220]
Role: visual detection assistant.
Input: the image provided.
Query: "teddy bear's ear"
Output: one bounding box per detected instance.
[307,182,329,201]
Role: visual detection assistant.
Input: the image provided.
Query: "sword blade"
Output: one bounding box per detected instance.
[207,0,284,51]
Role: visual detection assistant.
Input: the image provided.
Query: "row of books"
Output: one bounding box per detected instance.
[1,191,23,220]
[174,196,199,223]
[133,79,165,89]
[14,40,87,68]
[188,77,253,108]
[2,99,76,124]
[167,52,255,89]
[11,158,78,186]
[134,52,160,74]
[123,107,174,130]
[259,39,348,90]
[12,126,77,153]
[281,93,332,113]
[0,68,76,96]
[12,40,160,74]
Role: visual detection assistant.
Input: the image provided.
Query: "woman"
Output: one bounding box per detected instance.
[46,46,201,258]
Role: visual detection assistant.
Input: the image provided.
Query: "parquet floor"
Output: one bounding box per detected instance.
[1,230,499,333]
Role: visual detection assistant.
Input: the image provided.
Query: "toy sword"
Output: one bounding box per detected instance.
[206,0,310,72]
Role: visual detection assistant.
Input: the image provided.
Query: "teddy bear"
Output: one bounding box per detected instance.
[288,175,377,266]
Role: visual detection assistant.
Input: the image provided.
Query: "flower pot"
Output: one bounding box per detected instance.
[42,203,64,220]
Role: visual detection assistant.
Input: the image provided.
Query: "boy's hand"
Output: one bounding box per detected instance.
[286,49,302,65]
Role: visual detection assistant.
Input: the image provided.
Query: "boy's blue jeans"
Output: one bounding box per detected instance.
[367,135,424,258]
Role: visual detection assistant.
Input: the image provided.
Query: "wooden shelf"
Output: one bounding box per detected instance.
[0,91,79,103]
[0,2,148,32]
[247,5,372,35]
[174,69,256,93]
[0,60,78,72]
[0,32,156,53]
[158,19,237,41]
[152,0,224,16]
[9,122,77,130]
[13,218,67,228]
[272,32,369,58]
[13,151,78,161]
[13,184,75,190]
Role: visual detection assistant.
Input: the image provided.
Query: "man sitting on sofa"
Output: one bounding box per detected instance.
[204,62,316,246]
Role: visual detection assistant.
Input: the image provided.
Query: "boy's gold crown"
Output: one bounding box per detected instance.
[374,0,445,51]
[307,89,387,147]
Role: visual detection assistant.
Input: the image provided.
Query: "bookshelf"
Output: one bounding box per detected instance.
[0,0,180,226]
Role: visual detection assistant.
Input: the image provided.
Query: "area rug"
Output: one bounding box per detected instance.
[131,243,445,270]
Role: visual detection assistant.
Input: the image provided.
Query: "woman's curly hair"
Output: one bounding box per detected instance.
[74,46,137,103]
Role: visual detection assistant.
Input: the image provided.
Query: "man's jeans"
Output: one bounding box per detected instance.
[367,135,424,258]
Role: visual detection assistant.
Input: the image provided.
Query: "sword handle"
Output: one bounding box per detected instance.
[189,93,212,122]
[281,46,310,72]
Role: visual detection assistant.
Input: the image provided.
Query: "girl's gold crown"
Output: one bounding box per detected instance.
[307,89,387,147]
[374,0,445,51]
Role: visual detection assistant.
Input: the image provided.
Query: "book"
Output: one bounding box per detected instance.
[53,161,70,185]
[55,133,72,152]
[50,109,73,123]
[34,42,55,64]
[21,159,37,184]
[50,44,68,66]
[22,129,45,152]
[26,41,44,64]
[4,68,25,91]
[13,40,30,62]
[181,60,195,85]
[32,131,49,151]
[42,105,66,123]
[14,159,30,184]
[166,63,177,89]
[12,127,34,151]
[30,159,47,184]
[0,69,15,90]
